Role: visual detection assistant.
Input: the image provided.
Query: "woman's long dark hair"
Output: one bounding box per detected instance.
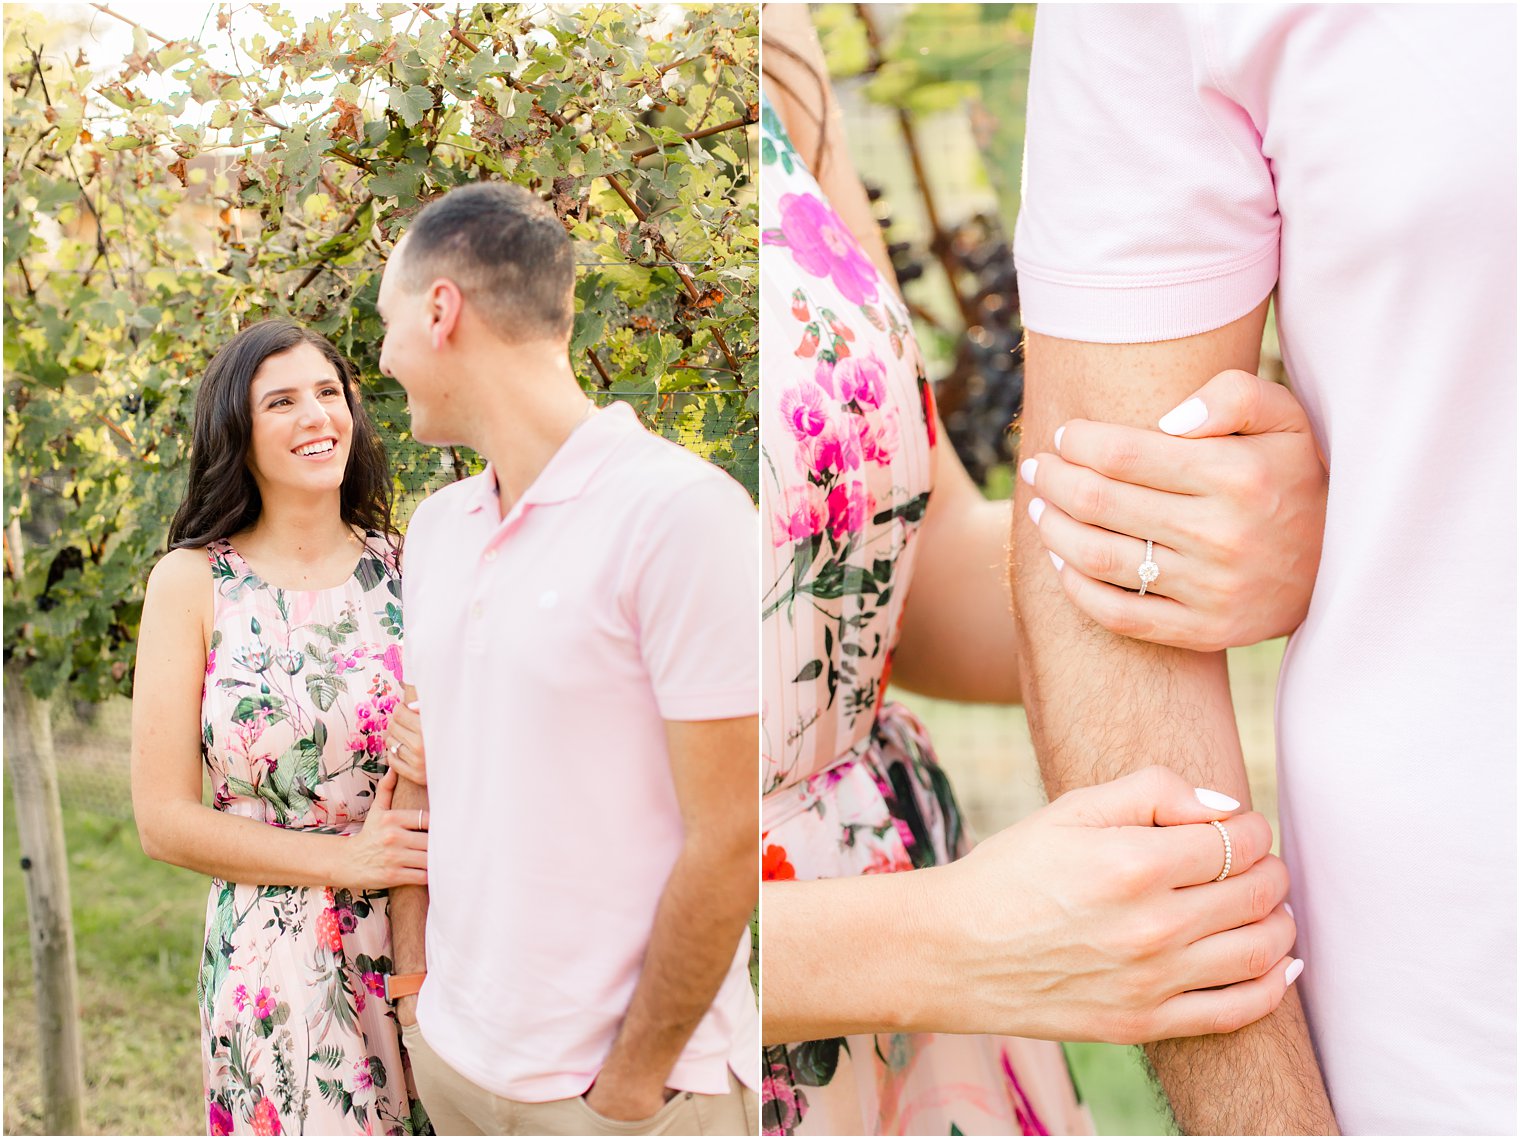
[761,18,830,175]
[167,318,397,554]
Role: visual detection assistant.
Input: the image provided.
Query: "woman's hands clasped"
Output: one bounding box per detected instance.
[1023,370,1327,651]
[925,766,1300,1045]
[340,768,429,890]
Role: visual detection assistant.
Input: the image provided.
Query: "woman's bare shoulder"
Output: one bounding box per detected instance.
[145,545,214,609]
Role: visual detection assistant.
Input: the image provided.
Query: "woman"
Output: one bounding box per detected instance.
[132,319,431,1136]
[760,8,1327,1135]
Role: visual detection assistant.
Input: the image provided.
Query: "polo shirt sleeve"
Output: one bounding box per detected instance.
[628,471,759,722]
[1013,5,1280,343]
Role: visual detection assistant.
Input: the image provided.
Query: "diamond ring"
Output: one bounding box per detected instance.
[1137,539,1160,596]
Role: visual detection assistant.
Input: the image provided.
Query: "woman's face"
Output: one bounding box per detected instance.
[245,342,354,501]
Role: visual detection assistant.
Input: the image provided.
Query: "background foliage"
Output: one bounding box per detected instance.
[4,1,758,704]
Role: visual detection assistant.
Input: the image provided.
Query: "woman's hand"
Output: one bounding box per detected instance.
[1021,369,1327,651]
[383,699,426,786]
[340,769,429,890]
[923,766,1301,1045]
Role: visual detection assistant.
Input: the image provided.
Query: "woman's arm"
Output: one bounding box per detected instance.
[764,767,1300,1044]
[891,429,1022,702]
[131,548,426,890]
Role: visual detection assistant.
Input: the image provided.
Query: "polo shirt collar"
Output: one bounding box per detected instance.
[461,401,641,516]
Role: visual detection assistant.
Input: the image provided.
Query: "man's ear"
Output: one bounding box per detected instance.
[426,277,465,350]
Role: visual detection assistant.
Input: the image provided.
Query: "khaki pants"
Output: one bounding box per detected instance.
[403,1021,758,1136]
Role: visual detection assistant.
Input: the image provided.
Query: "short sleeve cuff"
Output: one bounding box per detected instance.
[1015,234,1279,344]
[656,686,759,722]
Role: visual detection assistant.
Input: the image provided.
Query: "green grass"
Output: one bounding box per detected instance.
[4,782,206,1136]
[1065,1041,1175,1135]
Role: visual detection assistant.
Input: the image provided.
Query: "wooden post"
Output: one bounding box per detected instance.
[4,662,86,1135]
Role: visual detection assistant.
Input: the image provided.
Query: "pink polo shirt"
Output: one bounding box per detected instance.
[1015,6,1515,1133]
[402,402,759,1102]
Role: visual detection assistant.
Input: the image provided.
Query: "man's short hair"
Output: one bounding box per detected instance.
[398,182,575,343]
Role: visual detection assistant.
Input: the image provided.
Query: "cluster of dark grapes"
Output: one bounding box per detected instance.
[118,390,161,417]
[865,184,1025,486]
[940,213,1025,485]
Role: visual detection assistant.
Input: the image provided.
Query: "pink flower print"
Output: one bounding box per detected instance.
[366,734,384,755]
[350,1056,377,1111]
[362,971,386,998]
[811,419,862,475]
[205,649,217,676]
[778,384,828,440]
[379,643,404,681]
[331,649,358,674]
[861,409,900,466]
[864,843,914,875]
[250,1096,282,1136]
[834,353,887,409]
[762,1059,808,1134]
[252,987,275,1019]
[825,481,875,540]
[767,192,880,305]
[812,356,837,398]
[208,1100,234,1136]
[770,485,825,547]
[356,701,372,722]
[232,984,250,1012]
[893,816,917,851]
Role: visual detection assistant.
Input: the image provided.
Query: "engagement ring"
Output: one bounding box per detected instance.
[1137,539,1160,596]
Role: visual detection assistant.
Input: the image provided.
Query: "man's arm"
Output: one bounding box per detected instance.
[1013,302,1337,1135]
[586,714,758,1121]
[388,779,428,1026]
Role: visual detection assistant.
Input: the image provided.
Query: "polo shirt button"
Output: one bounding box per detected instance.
[484,549,497,562]
[471,603,483,618]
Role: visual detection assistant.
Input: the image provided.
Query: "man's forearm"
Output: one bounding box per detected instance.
[388,776,429,1025]
[597,842,756,1096]
[1012,322,1336,1134]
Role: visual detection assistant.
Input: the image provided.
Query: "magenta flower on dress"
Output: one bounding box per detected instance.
[208,1101,234,1136]
[835,353,887,409]
[765,193,880,305]
[811,419,863,475]
[252,987,275,1019]
[379,643,404,681]
[779,384,828,440]
[826,482,875,540]
[771,486,826,547]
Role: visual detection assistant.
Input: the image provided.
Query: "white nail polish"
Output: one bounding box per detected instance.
[1028,498,1045,525]
[1158,397,1208,435]
[1285,959,1305,986]
[1194,787,1240,812]
[1020,458,1038,486]
[1049,551,1064,572]
[1053,425,1065,452]
[408,701,421,710]
[1284,902,1294,919]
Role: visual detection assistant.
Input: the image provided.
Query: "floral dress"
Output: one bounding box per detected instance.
[759,96,1093,1136]
[198,535,430,1136]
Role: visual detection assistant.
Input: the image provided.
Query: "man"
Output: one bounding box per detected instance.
[1012,6,1515,1135]
[376,182,759,1135]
